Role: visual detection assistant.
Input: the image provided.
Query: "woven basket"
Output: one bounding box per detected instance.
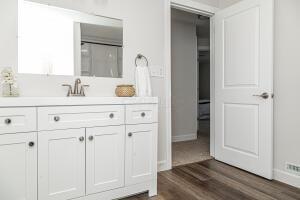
[115,85,135,97]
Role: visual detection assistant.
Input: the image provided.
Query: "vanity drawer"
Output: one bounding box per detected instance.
[0,107,37,134]
[125,104,158,124]
[38,105,124,131]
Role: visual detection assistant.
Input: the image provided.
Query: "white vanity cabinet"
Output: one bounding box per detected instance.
[0,107,36,134]
[0,132,37,200]
[38,129,86,200]
[0,97,158,200]
[86,126,125,195]
[125,123,157,186]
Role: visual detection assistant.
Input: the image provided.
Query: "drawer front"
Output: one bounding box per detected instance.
[125,104,158,124]
[0,108,36,134]
[38,105,124,131]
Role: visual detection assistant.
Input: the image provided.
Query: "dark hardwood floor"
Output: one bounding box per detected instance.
[123,159,300,200]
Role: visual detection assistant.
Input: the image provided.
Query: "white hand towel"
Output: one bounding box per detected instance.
[135,65,152,97]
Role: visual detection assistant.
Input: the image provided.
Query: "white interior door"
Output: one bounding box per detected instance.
[214,0,274,179]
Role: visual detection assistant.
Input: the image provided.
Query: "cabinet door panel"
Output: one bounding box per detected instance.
[86,126,125,194]
[0,132,37,200]
[125,124,157,185]
[38,129,85,200]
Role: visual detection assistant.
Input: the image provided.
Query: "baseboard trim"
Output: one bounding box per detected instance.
[172,133,197,142]
[274,169,300,188]
[158,160,169,172]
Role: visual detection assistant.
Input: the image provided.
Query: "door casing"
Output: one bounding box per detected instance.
[165,0,217,170]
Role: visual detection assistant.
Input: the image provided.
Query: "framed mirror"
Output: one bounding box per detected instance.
[18,0,123,78]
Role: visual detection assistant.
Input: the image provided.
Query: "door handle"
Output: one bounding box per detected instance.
[253,92,269,99]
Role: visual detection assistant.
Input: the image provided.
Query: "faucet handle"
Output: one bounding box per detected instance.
[80,85,89,96]
[62,84,73,97]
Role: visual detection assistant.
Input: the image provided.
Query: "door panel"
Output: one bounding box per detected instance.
[38,129,85,200]
[223,7,260,87]
[0,132,37,200]
[223,104,259,156]
[125,124,157,185]
[214,0,274,179]
[86,126,125,194]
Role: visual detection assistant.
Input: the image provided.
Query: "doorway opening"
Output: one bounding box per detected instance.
[171,8,212,167]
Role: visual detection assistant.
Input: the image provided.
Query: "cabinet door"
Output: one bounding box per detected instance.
[38,129,85,200]
[125,124,157,185]
[86,126,125,194]
[0,132,37,200]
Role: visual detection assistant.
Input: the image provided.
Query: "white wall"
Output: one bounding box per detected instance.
[0,0,18,69]
[189,0,219,7]
[191,0,240,8]
[171,9,198,142]
[0,0,168,168]
[273,0,300,187]
[218,0,241,8]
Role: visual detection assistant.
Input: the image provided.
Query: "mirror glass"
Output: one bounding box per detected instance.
[18,0,123,78]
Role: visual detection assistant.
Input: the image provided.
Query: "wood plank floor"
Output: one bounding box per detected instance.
[123,159,300,200]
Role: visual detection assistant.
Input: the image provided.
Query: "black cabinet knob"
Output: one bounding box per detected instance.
[141,112,146,117]
[89,135,94,141]
[79,136,85,142]
[109,113,114,119]
[54,116,60,122]
[28,141,35,147]
[5,118,12,125]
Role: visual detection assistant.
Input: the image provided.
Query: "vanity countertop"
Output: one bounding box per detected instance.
[0,97,158,107]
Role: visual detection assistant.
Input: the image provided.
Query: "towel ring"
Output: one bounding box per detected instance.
[135,54,149,67]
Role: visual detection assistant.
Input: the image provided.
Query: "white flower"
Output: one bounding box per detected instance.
[1,67,16,84]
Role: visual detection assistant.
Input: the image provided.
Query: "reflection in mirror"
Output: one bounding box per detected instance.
[80,23,123,78]
[18,0,123,78]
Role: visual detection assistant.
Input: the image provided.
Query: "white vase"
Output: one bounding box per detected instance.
[2,83,19,97]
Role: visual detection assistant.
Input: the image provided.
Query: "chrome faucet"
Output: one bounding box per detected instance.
[62,78,89,97]
[74,78,81,95]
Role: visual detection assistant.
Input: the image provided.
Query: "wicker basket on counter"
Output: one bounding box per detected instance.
[115,85,135,97]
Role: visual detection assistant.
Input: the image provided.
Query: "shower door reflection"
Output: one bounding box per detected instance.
[81,42,123,78]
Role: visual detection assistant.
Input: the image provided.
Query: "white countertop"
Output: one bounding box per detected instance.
[0,97,158,107]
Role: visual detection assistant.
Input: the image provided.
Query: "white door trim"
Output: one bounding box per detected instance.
[164,0,218,170]
[171,0,219,16]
